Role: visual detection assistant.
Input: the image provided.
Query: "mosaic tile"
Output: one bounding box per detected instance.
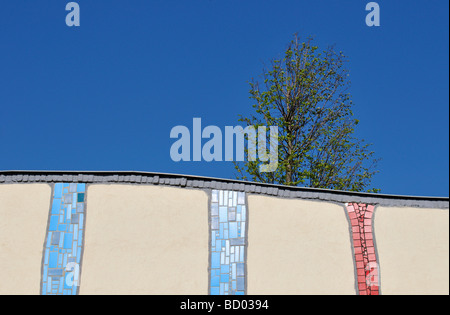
[41,183,87,295]
[345,203,380,295]
[77,193,85,203]
[210,190,247,295]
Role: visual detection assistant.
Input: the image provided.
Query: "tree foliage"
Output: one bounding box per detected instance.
[235,34,380,192]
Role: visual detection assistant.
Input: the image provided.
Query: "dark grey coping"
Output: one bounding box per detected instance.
[0,170,448,209]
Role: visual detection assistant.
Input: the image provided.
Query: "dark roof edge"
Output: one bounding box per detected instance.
[0,170,448,209]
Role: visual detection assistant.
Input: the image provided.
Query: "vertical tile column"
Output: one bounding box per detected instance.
[41,183,87,295]
[209,190,247,295]
[346,203,380,295]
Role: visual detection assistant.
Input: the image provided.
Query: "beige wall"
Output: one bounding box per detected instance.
[0,184,51,295]
[247,195,356,295]
[375,206,449,295]
[80,185,209,295]
[0,182,448,295]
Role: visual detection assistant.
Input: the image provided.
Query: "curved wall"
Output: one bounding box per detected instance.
[246,195,355,295]
[0,184,51,295]
[375,206,449,294]
[81,185,209,295]
[0,176,448,295]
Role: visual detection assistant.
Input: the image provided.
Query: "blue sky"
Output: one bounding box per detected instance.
[0,1,448,197]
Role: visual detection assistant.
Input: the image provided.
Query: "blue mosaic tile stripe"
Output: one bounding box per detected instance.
[210,190,247,295]
[41,183,86,295]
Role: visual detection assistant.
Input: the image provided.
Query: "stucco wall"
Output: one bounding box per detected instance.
[0,179,448,295]
[247,195,356,295]
[80,185,209,295]
[375,206,449,295]
[0,184,51,295]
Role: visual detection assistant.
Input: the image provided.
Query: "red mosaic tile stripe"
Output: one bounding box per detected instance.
[346,203,380,295]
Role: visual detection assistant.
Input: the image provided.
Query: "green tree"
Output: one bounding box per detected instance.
[235,34,380,192]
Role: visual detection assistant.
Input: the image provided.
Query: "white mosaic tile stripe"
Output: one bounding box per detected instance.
[210,190,247,295]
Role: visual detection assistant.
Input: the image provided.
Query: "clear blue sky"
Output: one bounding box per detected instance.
[0,1,448,197]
